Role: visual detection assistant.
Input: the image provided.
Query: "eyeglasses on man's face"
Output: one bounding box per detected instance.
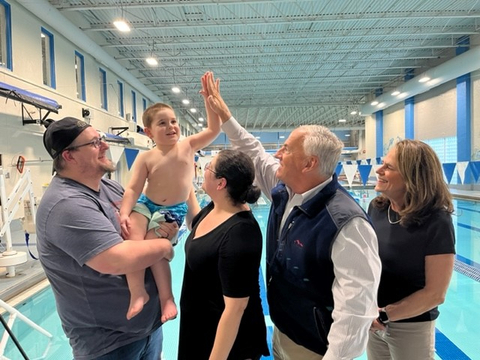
[65,136,106,152]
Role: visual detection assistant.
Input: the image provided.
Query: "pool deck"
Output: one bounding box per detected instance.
[449,188,480,201]
[0,220,45,304]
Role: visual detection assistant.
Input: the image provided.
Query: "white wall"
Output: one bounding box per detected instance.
[364,79,468,160]
[471,69,480,160]
[382,101,404,154]
[364,115,376,159]
[414,80,457,140]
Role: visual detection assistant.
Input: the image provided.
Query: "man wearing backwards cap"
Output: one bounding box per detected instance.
[36,117,177,360]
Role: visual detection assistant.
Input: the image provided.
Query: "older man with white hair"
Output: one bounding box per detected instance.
[205,72,381,360]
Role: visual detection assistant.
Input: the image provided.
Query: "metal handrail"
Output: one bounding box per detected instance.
[0,313,29,359]
[0,299,52,359]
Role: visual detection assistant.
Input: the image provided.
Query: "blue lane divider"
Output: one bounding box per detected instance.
[455,254,480,271]
[454,258,480,282]
[458,222,480,233]
[435,328,471,360]
[456,206,480,215]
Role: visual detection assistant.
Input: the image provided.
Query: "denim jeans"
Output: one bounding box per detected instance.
[95,326,163,360]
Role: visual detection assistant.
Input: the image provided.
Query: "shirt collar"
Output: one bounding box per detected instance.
[286,176,333,205]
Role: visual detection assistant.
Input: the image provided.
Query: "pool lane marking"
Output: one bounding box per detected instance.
[435,328,471,360]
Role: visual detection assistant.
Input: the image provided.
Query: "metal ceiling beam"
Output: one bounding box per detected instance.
[110,42,453,56]
[98,31,476,45]
[56,1,480,24]
[131,63,422,72]
[137,71,406,81]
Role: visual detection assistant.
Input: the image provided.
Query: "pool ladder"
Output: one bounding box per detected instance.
[0,158,36,276]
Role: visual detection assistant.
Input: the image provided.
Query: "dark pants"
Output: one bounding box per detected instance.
[94,326,163,360]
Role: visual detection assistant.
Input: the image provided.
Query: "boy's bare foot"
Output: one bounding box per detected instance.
[160,298,178,323]
[126,291,150,320]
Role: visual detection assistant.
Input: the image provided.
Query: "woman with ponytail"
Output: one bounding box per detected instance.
[178,149,269,360]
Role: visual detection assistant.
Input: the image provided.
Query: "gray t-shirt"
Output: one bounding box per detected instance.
[36,176,161,360]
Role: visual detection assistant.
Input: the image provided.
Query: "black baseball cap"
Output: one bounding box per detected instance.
[43,117,91,158]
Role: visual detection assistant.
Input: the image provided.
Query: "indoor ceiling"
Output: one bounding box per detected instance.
[48,0,480,132]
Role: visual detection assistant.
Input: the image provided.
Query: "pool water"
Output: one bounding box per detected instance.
[3,191,480,359]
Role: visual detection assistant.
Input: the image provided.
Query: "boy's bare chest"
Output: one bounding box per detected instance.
[146,146,193,175]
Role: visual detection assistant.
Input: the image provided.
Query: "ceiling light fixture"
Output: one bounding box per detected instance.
[391,90,400,96]
[427,78,441,87]
[113,6,130,32]
[171,69,181,93]
[190,108,197,113]
[182,99,190,105]
[114,19,130,32]
[145,41,158,66]
[339,119,347,123]
[146,57,158,66]
[198,117,204,122]
[419,76,430,83]
[371,101,379,106]
[350,111,357,115]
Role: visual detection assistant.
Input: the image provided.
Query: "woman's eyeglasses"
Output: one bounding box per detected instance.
[205,162,219,176]
[65,136,106,152]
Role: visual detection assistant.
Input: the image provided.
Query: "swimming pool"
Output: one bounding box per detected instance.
[3,191,480,359]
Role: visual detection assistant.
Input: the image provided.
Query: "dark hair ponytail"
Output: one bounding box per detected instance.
[243,184,261,204]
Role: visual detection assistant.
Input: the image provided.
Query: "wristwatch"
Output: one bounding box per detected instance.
[378,307,390,325]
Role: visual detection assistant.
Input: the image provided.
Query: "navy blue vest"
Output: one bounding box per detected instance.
[266,175,369,355]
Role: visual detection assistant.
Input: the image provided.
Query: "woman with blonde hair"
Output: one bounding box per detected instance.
[367,139,455,360]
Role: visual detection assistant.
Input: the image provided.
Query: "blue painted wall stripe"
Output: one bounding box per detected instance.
[457,73,471,163]
[376,110,383,157]
[405,97,414,139]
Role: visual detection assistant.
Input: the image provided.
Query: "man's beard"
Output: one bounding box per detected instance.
[101,159,116,173]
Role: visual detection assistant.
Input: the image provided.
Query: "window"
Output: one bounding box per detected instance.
[423,136,457,184]
[41,28,56,88]
[99,68,107,110]
[0,0,12,70]
[131,90,137,123]
[74,51,86,101]
[423,137,457,163]
[142,98,147,112]
[117,80,124,117]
